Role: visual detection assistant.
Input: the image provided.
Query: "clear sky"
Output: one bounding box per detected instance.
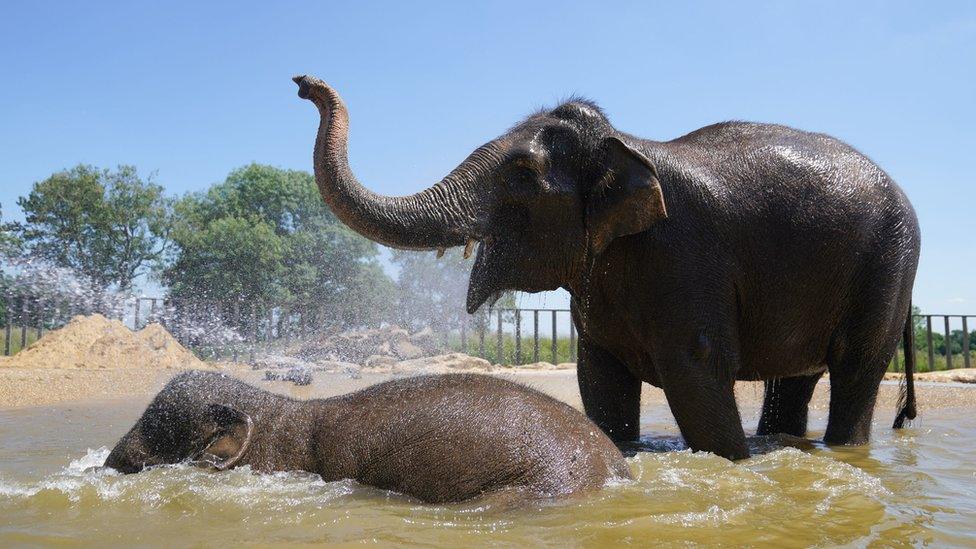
[1,1,973,313]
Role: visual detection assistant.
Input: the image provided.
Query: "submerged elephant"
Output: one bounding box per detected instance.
[104,371,630,503]
[292,75,920,460]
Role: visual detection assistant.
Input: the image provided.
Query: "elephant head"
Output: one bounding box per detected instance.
[293,76,668,312]
[105,396,253,474]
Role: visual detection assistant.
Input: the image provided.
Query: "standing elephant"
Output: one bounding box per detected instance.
[293,75,920,460]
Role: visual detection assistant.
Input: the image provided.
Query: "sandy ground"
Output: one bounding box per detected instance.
[1,363,974,412]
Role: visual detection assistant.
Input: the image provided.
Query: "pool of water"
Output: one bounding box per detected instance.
[1,388,974,546]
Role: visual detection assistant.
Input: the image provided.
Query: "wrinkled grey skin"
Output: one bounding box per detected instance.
[105,371,631,503]
[292,76,920,460]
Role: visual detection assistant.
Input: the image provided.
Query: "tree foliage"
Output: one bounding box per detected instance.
[0,204,18,258]
[16,165,172,290]
[0,204,17,325]
[0,203,20,259]
[164,164,394,328]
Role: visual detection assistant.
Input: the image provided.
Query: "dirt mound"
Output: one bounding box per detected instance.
[287,325,445,364]
[391,353,494,373]
[0,314,208,370]
[885,368,976,384]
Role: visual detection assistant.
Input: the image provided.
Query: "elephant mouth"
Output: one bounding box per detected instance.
[466,238,506,314]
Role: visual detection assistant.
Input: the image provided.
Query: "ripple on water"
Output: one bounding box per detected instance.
[0,445,924,546]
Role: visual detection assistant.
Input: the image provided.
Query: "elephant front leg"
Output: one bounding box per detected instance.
[577,336,641,442]
[656,347,749,460]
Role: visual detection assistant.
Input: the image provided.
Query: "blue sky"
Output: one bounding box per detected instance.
[1,1,973,313]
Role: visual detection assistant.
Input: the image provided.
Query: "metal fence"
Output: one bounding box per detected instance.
[893,314,974,372]
[1,293,972,371]
[457,308,577,365]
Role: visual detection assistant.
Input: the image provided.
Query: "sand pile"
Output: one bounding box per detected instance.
[389,353,494,373]
[0,314,208,370]
[886,368,976,383]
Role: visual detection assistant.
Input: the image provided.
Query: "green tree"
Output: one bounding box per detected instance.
[0,203,21,258]
[912,305,930,352]
[16,165,172,290]
[942,329,967,355]
[165,164,394,328]
[166,216,286,303]
[0,203,18,326]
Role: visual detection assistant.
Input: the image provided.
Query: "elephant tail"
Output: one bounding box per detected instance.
[893,303,917,429]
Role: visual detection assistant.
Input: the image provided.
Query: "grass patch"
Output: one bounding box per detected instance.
[888,349,973,373]
[448,334,576,365]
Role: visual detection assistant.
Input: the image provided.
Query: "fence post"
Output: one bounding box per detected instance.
[20,298,28,351]
[210,301,219,359]
[165,299,177,345]
[267,305,275,347]
[177,299,183,335]
[460,316,467,354]
[35,300,44,340]
[249,302,258,365]
[496,309,503,364]
[514,310,522,365]
[945,316,953,370]
[904,313,918,381]
[532,310,539,363]
[51,300,59,330]
[926,316,934,371]
[551,310,558,364]
[282,305,291,344]
[3,298,11,356]
[478,313,486,359]
[230,301,240,363]
[569,319,576,362]
[964,316,971,370]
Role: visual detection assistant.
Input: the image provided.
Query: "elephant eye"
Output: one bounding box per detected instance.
[501,165,541,196]
[515,165,540,182]
[501,153,547,196]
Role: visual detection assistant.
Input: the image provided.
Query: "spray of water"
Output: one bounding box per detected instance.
[0,252,244,352]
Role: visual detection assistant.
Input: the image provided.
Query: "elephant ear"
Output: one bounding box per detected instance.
[585,136,667,255]
[193,404,254,471]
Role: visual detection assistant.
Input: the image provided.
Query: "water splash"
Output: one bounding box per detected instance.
[0,442,941,546]
[1,253,245,351]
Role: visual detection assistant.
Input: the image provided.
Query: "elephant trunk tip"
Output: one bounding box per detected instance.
[293,74,324,101]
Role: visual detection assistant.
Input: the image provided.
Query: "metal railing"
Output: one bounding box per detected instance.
[1,292,972,371]
[457,308,576,365]
[892,314,974,372]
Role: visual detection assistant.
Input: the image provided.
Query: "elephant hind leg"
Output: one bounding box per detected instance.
[823,356,890,445]
[756,372,824,437]
[823,314,901,445]
[823,258,909,445]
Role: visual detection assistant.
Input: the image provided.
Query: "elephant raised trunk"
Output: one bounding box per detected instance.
[293,75,492,250]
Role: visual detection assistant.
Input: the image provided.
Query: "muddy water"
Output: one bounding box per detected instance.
[1,380,974,546]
